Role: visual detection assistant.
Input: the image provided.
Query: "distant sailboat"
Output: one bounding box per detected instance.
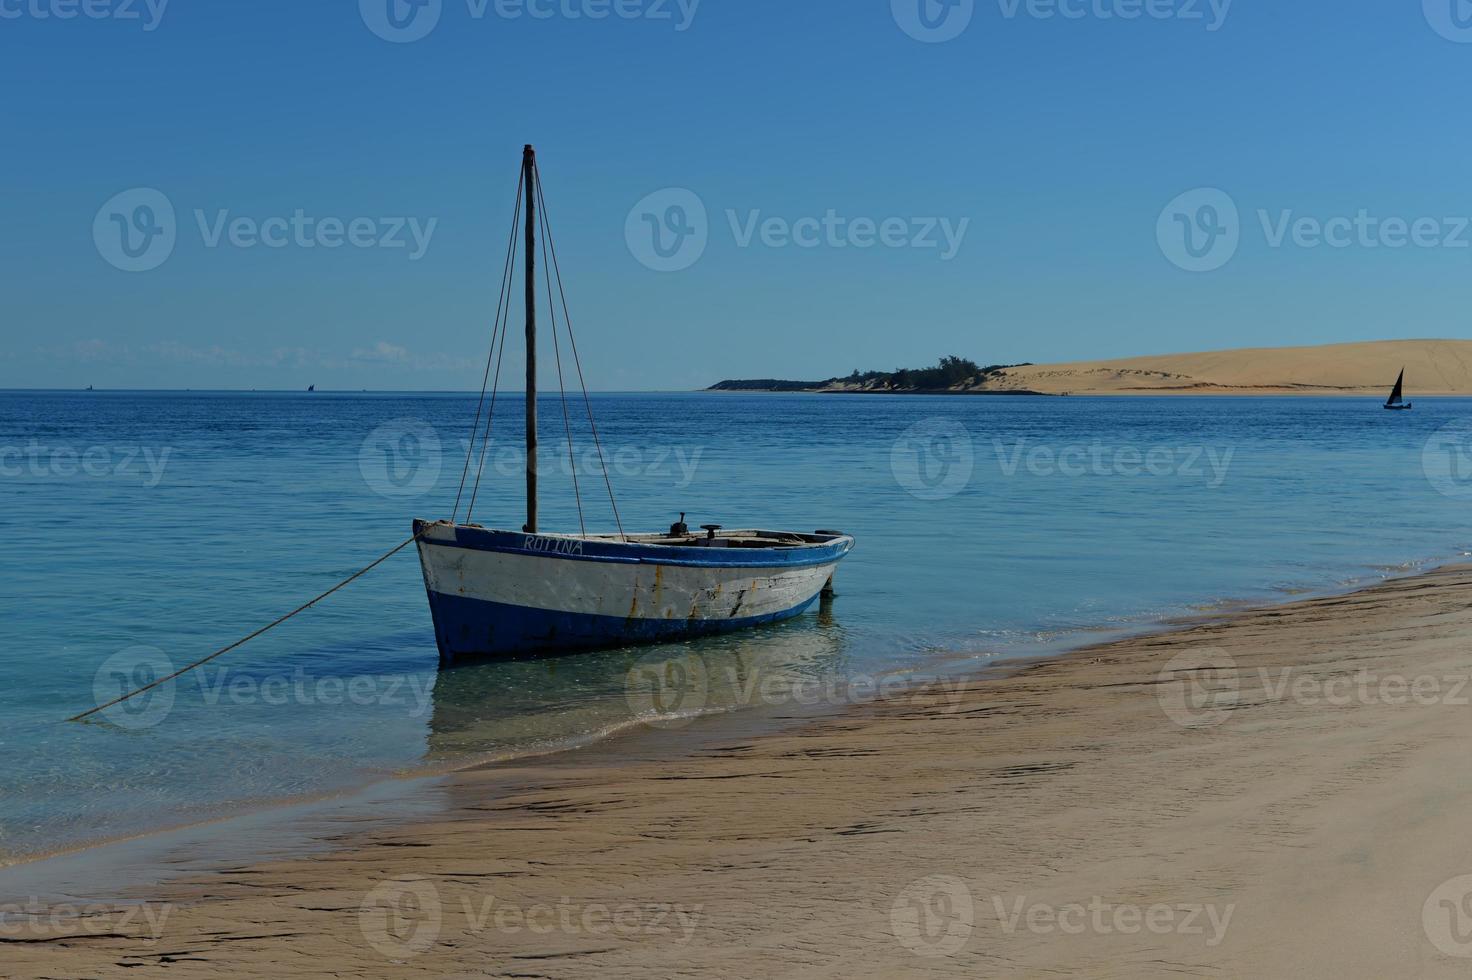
[1384,368,1412,411]
[307,384,316,392]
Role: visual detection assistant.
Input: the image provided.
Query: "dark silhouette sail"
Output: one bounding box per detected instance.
[1384,368,1412,410]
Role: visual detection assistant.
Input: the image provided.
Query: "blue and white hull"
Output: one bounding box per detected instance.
[413,520,854,665]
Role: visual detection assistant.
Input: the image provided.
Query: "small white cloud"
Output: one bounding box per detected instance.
[350,341,411,363]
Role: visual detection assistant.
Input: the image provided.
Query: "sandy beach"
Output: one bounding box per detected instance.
[9,567,1472,978]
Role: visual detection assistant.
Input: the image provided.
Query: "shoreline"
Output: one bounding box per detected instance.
[10,565,1472,975]
[7,552,1446,876]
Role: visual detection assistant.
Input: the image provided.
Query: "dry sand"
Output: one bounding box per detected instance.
[10,568,1472,978]
[983,338,1472,395]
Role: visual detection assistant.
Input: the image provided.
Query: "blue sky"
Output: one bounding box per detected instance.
[3,0,1471,390]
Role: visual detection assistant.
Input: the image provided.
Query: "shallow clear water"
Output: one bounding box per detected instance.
[3,390,1470,861]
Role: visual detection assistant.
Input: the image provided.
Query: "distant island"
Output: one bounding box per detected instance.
[708,356,1048,395]
[708,340,1472,396]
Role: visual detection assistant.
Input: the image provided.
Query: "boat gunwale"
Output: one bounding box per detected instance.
[413,520,854,570]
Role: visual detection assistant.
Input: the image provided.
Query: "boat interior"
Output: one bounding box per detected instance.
[445,521,846,550]
[614,528,846,550]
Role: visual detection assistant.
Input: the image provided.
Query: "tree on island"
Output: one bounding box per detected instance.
[712,356,1030,392]
[845,355,989,389]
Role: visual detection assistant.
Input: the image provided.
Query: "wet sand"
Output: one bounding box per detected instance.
[9,567,1472,978]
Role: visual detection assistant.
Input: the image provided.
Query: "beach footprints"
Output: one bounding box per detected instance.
[359,418,442,499]
[892,0,975,43]
[1156,188,1239,273]
[891,418,974,500]
[624,650,710,728]
[1423,874,1472,957]
[93,187,176,273]
[890,874,975,957]
[91,646,176,729]
[1155,647,1239,728]
[359,875,443,959]
[1422,421,1472,498]
[625,188,708,272]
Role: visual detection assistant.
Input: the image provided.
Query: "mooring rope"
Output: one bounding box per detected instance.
[68,530,426,723]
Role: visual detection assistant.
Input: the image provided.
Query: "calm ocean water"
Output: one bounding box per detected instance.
[3,390,1471,862]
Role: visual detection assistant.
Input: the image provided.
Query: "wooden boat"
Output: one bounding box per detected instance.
[1384,368,1412,411]
[414,147,853,666]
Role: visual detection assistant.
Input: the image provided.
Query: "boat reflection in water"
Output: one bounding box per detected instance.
[425,612,847,762]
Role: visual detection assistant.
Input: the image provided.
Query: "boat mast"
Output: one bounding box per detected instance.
[523,144,538,534]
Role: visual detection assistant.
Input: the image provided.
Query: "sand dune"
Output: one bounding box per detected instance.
[983,338,1472,395]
